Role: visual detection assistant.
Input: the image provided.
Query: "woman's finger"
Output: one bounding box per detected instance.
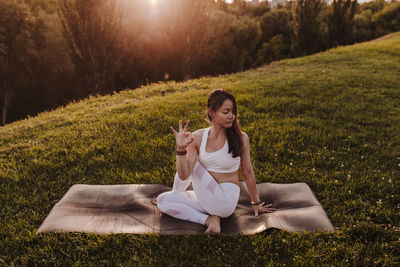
[253,203,276,215]
[262,207,276,213]
[183,120,190,132]
[179,120,182,132]
[170,126,178,135]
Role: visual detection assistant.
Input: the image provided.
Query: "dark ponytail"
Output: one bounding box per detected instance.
[207,89,243,158]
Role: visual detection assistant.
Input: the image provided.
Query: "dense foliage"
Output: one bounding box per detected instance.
[0,0,399,125]
[0,31,399,266]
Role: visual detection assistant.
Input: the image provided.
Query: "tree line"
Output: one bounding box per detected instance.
[1,0,399,125]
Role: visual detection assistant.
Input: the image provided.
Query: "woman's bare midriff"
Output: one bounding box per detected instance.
[208,170,240,187]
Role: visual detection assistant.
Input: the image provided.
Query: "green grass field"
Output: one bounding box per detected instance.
[1,32,399,266]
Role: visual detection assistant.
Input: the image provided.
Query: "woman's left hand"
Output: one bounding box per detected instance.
[253,202,276,216]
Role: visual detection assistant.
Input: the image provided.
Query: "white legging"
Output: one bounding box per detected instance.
[157,161,240,225]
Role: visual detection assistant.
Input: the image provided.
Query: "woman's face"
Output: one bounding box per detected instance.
[210,99,236,128]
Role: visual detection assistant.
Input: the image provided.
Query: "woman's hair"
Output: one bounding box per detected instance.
[206,89,243,158]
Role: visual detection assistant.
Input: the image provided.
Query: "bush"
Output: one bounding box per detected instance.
[353,9,374,42]
[259,8,293,43]
[194,10,261,74]
[256,34,288,65]
[372,2,400,35]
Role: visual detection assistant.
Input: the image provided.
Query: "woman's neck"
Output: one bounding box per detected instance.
[209,124,226,139]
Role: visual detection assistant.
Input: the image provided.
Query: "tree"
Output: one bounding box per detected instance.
[256,34,287,65]
[161,0,213,80]
[0,0,43,125]
[215,0,229,12]
[372,2,400,35]
[192,10,260,75]
[328,0,358,47]
[293,0,323,56]
[259,8,293,44]
[361,0,387,15]
[58,0,128,95]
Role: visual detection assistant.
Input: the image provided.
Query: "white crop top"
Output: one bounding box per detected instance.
[198,128,241,173]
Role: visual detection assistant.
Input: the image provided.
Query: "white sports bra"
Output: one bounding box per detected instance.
[198,128,241,173]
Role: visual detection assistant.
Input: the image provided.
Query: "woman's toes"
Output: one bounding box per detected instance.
[205,216,221,234]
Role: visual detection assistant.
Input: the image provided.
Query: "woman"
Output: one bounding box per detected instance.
[154,89,275,234]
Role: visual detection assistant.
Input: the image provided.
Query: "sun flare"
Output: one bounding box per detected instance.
[149,0,159,6]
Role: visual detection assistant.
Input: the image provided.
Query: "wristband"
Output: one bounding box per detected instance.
[251,200,263,206]
[176,149,187,156]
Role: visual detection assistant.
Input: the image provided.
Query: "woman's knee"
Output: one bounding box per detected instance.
[208,210,233,218]
[156,192,172,212]
[156,191,181,212]
[216,210,234,218]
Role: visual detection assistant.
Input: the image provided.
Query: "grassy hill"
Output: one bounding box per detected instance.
[1,32,399,265]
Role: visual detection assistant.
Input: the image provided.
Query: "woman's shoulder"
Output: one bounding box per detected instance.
[190,128,208,148]
[192,128,207,138]
[240,131,249,139]
[240,131,250,145]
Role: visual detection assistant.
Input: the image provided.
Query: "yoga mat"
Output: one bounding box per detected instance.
[37,182,335,235]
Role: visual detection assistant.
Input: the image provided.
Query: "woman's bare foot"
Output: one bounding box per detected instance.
[205,215,221,234]
[151,197,163,215]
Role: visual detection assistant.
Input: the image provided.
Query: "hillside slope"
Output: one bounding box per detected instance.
[1,32,399,265]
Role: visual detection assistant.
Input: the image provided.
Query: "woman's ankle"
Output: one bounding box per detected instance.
[205,215,221,234]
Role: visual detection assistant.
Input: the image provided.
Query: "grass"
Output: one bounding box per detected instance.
[1,32,399,266]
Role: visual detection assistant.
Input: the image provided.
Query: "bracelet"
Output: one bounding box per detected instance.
[176,149,187,156]
[251,200,263,206]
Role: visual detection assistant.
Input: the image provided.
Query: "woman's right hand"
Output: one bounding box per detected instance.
[253,202,276,217]
[170,120,194,150]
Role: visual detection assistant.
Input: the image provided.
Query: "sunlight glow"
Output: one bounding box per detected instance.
[149,0,159,6]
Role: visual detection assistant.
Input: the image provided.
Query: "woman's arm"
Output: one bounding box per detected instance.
[240,132,275,216]
[240,132,260,202]
[171,120,198,180]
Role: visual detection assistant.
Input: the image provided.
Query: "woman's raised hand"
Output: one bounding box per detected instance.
[253,202,276,217]
[170,120,194,150]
